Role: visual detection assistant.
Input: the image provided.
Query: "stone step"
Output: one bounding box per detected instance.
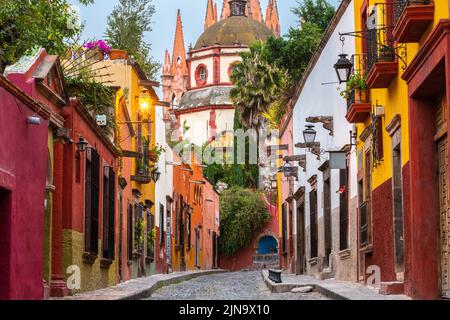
[379,281,404,295]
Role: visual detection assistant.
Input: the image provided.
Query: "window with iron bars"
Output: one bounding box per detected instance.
[364,3,396,73]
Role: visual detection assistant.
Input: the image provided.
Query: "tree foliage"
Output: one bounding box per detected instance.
[229,0,335,128]
[291,0,336,32]
[230,42,287,130]
[219,187,271,257]
[65,75,116,135]
[0,0,93,69]
[104,0,160,80]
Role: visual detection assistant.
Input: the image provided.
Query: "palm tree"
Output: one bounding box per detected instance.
[230,42,287,171]
[230,42,286,130]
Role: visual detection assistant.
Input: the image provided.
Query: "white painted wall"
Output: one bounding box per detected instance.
[179,108,235,147]
[190,57,214,88]
[220,55,241,83]
[290,2,356,232]
[155,106,173,233]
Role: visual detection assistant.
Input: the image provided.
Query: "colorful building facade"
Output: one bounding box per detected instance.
[0,74,52,300]
[344,0,450,299]
[278,0,359,282]
[171,151,220,271]
[4,48,69,298]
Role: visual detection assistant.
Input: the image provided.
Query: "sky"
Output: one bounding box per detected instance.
[69,0,341,71]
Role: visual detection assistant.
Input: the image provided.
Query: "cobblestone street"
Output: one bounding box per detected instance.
[146,271,330,300]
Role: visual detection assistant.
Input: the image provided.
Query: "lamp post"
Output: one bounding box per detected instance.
[76,136,88,152]
[334,53,353,84]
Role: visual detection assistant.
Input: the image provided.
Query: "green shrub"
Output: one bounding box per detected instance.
[219,187,271,257]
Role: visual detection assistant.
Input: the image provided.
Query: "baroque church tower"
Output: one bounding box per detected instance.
[163,0,280,146]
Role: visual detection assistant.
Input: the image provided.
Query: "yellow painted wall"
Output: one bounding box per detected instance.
[354,0,449,189]
[62,230,117,294]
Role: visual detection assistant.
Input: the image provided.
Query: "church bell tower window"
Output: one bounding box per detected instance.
[229,0,247,17]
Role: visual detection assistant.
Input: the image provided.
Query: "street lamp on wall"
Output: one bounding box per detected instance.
[151,167,161,183]
[282,161,293,178]
[334,53,353,84]
[270,178,278,190]
[138,89,153,120]
[303,125,317,146]
[76,136,88,152]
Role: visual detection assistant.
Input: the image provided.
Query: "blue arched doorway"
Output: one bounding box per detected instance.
[258,236,278,255]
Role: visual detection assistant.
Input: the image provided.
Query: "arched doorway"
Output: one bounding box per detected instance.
[253,233,279,269]
[257,235,278,255]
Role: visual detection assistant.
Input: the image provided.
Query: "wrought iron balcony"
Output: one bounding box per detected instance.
[394,0,430,24]
[393,0,434,43]
[365,28,399,88]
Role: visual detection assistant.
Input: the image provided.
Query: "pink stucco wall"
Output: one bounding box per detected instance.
[0,82,49,300]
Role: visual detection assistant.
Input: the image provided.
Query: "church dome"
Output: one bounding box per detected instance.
[194,16,274,50]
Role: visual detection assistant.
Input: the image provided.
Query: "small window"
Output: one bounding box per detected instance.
[199,68,207,81]
[195,64,208,86]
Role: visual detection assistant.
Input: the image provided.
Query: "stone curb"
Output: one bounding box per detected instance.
[261,270,348,300]
[54,269,228,300]
[121,270,228,300]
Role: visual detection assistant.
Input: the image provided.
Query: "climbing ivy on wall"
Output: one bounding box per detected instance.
[219,187,271,257]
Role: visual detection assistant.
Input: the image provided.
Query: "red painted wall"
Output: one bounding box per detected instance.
[0,83,49,300]
[365,179,396,283]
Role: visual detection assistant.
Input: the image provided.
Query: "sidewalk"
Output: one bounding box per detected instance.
[261,270,410,300]
[52,269,227,300]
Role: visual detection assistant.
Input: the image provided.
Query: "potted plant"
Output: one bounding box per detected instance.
[109,49,128,60]
[148,144,166,163]
[84,40,112,61]
[378,45,395,62]
[340,73,368,102]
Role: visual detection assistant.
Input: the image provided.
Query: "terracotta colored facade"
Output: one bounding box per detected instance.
[59,98,120,294]
[170,152,220,271]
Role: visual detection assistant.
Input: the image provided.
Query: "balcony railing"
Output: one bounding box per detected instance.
[394,0,430,25]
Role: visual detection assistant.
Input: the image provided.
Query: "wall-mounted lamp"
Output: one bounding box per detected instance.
[138,89,153,120]
[270,178,278,190]
[334,53,353,84]
[303,125,317,146]
[76,136,88,152]
[27,116,41,126]
[151,167,161,182]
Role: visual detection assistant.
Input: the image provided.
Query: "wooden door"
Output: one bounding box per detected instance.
[438,137,450,297]
[296,203,305,275]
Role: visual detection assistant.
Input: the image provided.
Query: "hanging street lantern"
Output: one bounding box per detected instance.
[76,136,88,152]
[303,125,317,146]
[151,167,161,183]
[270,178,278,190]
[334,53,353,84]
[282,161,293,178]
[138,89,153,120]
